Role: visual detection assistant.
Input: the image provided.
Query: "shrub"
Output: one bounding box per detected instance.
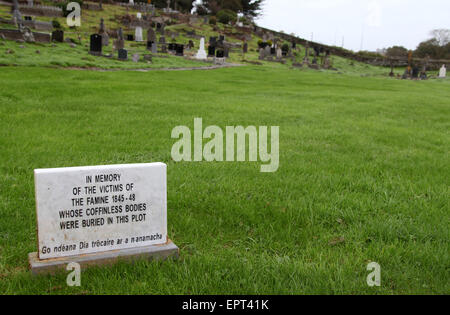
[282,43,290,53]
[217,9,237,24]
[52,20,62,30]
[209,16,217,25]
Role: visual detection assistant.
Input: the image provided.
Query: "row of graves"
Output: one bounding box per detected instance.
[87,11,238,65]
[0,0,60,43]
[88,14,189,62]
[393,53,447,80]
[257,38,334,70]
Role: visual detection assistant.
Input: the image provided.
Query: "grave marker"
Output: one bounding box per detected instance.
[118,48,128,60]
[51,30,63,43]
[439,64,447,78]
[28,163,178,274]
[89,34,102,56]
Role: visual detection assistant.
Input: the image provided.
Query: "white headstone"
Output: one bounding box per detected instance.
[439,64,446,78]
[34,163,167,260]
[276,47,282,58]
[137,12,142,19]
[195,37,207,60]
[129,0,134,5]
[135,26,143,42]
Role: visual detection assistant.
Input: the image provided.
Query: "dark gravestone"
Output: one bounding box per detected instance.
[118,48,127,60]
[412,66,419,79]
[52,30,64,43]
[126,34,134,41]
[292,42,296,49]
[208,45,216,57]
[176,44,184,56]
[270,47,276,55]
[219,35,225,42]
[147,28,156,43]
[216,50,224,58]
[209,36,217,46]
[314,46,320,56]
[89,34,102,56]
[147,40,154,50]
[224,47,229,58]
[168,43,176,52]
[243,42,248,54]
[24,16,32,21]
[188,40,194,49]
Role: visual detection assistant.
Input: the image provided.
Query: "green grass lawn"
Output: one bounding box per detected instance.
[0,65,449,294]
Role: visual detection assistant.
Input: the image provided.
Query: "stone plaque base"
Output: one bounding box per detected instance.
[28,240,179,275]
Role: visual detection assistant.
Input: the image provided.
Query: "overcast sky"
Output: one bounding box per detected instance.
[255,0,450,52]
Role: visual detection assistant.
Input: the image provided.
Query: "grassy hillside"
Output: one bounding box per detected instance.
[0,2,417,76]
[0,66,448,294]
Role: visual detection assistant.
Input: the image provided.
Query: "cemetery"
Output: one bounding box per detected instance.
[0,0,448,296]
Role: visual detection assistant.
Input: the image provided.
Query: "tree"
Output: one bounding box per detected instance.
[151,0,194,12]
[414,29,450,60]
[385,46,408,59]
[175,0,195,12]
[217,9,237,24]
[430,29,450,46]
[197,0,265,18]
[241,0,264,18]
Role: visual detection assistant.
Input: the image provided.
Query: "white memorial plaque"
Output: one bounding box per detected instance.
[34,163,167,260]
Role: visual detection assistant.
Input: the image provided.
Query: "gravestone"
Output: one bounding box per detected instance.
[89,34,102,56]
[209,36,217,46]
[439,64,447,78]
[151,42,157,54]
[99,18,109,46]
[216,49,224,58]
[135,26,143,42]
[168,43,176,52]
[147,40,153,50]
[259,48,264,60]
[276,47,282,59]
[412,66,419,79]
[24,16,32,21]
[243,42,248,54]
[143,54,152,62]
[175,44,184,56]
[195,37,207,60]
[118,48,128,60]
[224,47,229,58]
[208,45,216,57]
[127,34,134,41]
[28,163,178,274]
[147,27,156,43]
[114,28,125,50]
[52,30,64,43]
[132,53,140,62]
